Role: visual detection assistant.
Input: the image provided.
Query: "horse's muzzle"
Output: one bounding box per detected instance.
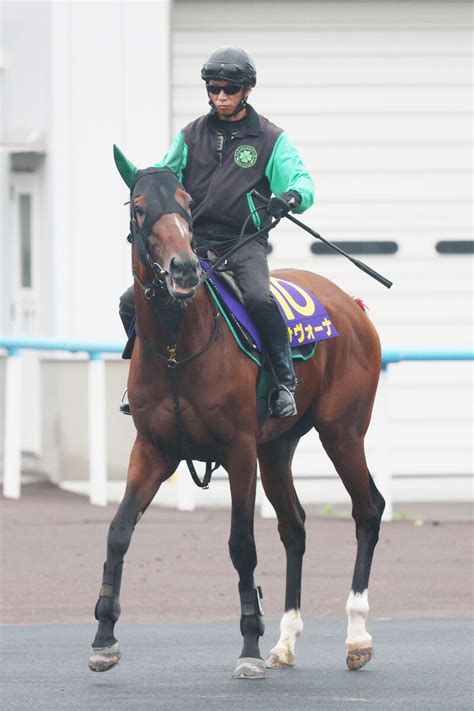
[167,255,201,300]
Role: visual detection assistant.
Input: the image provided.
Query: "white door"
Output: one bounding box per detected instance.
[10,173,40,336]
[10,172,41,455]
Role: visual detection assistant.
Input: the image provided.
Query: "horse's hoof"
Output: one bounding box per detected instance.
[88,642,122,672]
[265,647,295,668]
[346,642,373,670]
[232,657,266,679]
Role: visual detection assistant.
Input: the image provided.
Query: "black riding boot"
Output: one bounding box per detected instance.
[265,335,298,418]
[257,301,298,419]
[119,286,136,360]
[119,286,135,415]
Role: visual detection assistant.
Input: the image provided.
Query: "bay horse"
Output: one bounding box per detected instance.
[88,163,385,679]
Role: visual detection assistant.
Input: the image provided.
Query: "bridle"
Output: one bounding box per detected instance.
[128,167,194,292]
[127,168,218,488]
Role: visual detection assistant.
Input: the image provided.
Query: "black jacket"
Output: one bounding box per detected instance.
[154,104,314,241]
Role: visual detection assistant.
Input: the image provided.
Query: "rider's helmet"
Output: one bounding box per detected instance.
[201,46,257,87]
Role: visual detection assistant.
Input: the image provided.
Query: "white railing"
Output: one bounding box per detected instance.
[1,336,473,520]
[1,337,122,506]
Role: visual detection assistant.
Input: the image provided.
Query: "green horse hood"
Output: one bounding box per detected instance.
[113,144,138,188]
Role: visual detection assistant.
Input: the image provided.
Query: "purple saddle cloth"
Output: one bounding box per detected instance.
[201,261,339,353]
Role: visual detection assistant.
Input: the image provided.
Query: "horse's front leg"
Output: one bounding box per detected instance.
[225,441,265,680]
[88,436,177,672]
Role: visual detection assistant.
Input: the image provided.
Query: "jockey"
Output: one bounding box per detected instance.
[119,46,315,418]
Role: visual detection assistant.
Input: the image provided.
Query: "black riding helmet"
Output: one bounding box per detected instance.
[201,46,257,87]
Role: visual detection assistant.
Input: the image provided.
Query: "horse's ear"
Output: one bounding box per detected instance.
[176,188,193,210]
[113,144,138,188]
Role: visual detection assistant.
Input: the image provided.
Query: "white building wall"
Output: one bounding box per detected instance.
[0,1,8,334]
[1,0,172,340]
[46,0,172,341]
[2,1,51,133]
[1,2,51,334]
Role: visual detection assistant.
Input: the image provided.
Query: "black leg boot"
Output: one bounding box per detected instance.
[232,585,266,679]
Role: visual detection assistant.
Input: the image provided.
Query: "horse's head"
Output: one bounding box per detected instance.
[114,145,201,301]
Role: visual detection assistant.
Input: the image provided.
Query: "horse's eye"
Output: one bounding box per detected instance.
[134,206,146,216]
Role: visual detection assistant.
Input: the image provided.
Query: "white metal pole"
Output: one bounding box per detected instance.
[88,353,107,506]
[3,349,22,499]
[375,366,393,522]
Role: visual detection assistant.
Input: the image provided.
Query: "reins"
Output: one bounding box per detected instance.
[197,206,280,285]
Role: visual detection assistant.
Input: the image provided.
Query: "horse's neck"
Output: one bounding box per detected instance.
[136,288,213,352]
[152,296,185,346]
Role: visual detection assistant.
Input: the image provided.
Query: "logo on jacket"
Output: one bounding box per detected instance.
[234,145,257,168]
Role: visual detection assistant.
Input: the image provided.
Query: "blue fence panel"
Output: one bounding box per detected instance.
[1,337,473,364]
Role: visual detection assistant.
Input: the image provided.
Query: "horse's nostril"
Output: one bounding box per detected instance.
[170,257,185,277]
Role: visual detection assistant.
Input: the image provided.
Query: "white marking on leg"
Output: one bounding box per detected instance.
[345,589,372,646]
[267,609,303,666]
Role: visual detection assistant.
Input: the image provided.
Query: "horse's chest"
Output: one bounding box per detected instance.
[144,396,235,449]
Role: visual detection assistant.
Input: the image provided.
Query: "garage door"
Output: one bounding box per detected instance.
[171,1,473,502]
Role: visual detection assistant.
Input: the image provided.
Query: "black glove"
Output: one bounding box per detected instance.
[267,191,301,219]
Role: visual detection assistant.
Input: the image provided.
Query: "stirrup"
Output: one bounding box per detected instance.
[268,384,297,419]
[120,390,132,416]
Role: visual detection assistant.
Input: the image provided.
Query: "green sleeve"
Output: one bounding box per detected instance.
[265,132,315,213]
[153,131,188,183]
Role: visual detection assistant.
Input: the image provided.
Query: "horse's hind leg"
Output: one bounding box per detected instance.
[319,428,385,670]
[257,435,306,669]
[88,437,176,672]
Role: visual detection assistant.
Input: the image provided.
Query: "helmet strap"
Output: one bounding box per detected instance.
[230,94,248,116]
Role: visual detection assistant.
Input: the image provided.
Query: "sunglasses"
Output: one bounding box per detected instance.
[206,84,243,96]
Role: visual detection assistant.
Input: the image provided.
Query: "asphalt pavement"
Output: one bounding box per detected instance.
[1,484,472,710]
[1,619,472,711]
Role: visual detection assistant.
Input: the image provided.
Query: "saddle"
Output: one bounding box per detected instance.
[200,259,339,425]
[200,258,338,365]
